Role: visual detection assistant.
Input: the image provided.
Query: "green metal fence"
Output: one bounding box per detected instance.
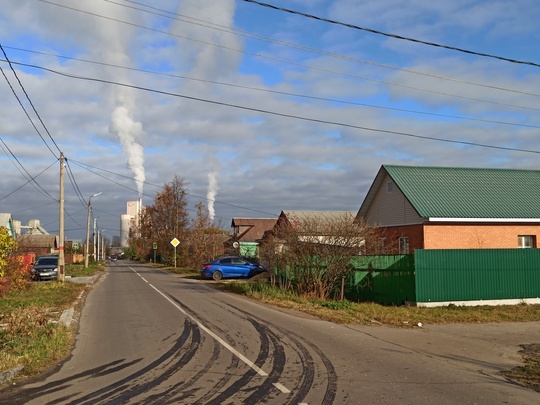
[346,255,416,305]
[415,249,540,303]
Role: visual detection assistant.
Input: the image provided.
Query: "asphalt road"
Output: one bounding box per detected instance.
[1,261,539,404]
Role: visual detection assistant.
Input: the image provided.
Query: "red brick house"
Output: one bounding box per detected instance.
[356,165,540,253]
[16,234,59,256]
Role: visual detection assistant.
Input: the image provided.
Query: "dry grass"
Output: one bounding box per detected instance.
[223,281,540,326]
[0,281,87,377]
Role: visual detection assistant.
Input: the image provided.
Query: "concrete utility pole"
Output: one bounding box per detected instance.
[58,152,65,282]
[93,217,98,262]
[84,192,102,268]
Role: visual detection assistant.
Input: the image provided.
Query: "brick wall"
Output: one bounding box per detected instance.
[369,224,424,253]
[373,222,540,252]
[424,223,540,249]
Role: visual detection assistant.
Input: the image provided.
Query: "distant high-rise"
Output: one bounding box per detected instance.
[120,199,142,247]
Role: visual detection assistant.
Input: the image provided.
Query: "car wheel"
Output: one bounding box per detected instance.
[212,271,223,281]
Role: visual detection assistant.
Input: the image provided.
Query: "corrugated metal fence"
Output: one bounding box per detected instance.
[346,249,540,305]
[415,249,540,303]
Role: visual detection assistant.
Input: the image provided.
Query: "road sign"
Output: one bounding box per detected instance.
[170,238,180,269]
[153,242,157,250]
[73,242,79,250]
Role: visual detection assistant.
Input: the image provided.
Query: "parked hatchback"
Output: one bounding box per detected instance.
[31,255,59,281]
[201,256,266,281]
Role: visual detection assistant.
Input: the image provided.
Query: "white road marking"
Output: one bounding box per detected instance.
[273,383,291,394]
[131,267,269,377]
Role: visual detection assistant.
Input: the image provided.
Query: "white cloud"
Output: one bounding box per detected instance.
[0,0,539,240]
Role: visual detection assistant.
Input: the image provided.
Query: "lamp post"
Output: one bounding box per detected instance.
[85,192,102,268]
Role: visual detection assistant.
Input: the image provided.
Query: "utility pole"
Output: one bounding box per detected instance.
[84,192,102,268]
[94,218,98,262]
[58,152,65,282]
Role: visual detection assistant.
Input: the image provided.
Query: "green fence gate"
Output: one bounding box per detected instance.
[346,255,416,305]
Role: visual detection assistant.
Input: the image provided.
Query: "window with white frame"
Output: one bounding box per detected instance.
[518,235,535,248]
[399,236,409,254]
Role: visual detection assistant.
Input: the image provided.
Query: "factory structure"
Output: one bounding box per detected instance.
[120,199,143,247]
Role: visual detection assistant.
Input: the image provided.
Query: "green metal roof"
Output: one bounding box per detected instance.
[383,165,540,219]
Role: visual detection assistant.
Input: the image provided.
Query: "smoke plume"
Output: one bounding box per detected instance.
[207,171,219,221]
[89,1,146,197]
[110,105,145,196]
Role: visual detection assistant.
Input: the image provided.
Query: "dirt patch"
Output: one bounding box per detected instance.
[501,343,540,392]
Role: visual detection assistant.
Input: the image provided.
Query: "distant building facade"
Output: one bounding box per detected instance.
[120,199,143,247]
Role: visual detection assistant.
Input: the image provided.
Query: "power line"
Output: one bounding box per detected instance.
[69,159,280,218]
[0,65,58,157]
[10,61,540,156]
[65,158,87,208]
[109,0,540,99]
[0,44,61,155]
[0,137,59,202]
[4,47,539,130]
[242,0,540,68]
[35,1,540,113]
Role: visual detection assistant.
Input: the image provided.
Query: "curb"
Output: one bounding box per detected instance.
[59,308,74,326]
[0,365,24,385]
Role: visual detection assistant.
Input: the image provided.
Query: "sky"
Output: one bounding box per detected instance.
[1,0,539,242]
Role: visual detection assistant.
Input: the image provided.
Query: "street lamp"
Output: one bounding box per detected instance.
[85,192,102,268]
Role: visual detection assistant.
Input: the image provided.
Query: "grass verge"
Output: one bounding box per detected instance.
[66,263,105,278]
[223,281,540,326]
[0,276,91,378]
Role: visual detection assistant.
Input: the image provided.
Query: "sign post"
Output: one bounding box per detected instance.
[170,238,180,269]
[153,242,157,263]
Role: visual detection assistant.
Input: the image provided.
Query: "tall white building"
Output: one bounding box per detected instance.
[120,199,142,247]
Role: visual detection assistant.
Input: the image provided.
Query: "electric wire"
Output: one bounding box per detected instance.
[35,1,540,113]
[65,158,89,208]
[10,61,540,156]
[111,0,540,99]
[69,159,280,217]
[0,65,58,157]
[0,44,61,155]
[0,137,59,202]
[0,139,55,199]
[4,47,540,130]
[242,0,540,68]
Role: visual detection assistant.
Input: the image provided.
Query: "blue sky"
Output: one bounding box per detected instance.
[1,0,539,241]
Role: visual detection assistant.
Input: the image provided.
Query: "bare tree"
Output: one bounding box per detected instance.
[131,176,189,265]
[261,212,373,299]
[185,203,225,268]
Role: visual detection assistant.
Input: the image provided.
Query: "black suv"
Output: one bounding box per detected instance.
[31,256,59,281]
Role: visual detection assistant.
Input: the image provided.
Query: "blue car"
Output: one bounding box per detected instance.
[201,256,266,281]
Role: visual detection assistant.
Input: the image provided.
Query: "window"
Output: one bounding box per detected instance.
[377,237,386,252]
[386,181,394,193]
[399,237,410,254]
[518,235,535,248]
